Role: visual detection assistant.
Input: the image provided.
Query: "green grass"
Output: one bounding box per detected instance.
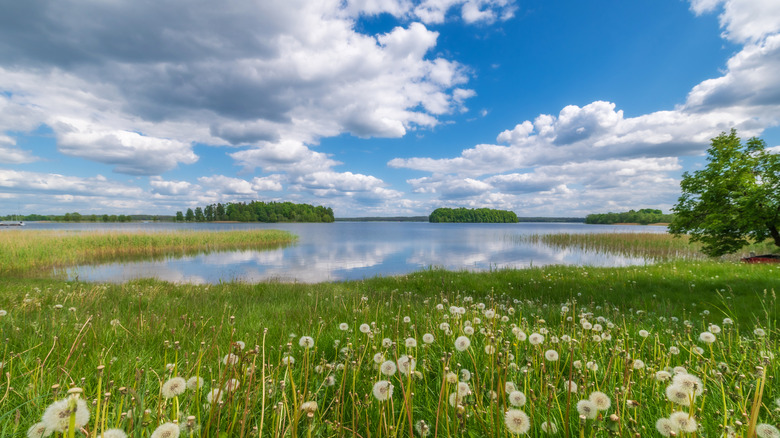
[1,259,778,437]
[0,229,296,278]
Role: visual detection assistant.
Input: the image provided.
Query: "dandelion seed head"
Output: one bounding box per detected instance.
[339,323,349,331]
[723,317,734,325]
[422,333,435,344]
[359,324,371,333]
[222,353,239,366]
[504,409,531,434]
[528,333,544,345]
[564,380,578,393]
[281,355,295,366]
[756,423,780,438]
[380,360,397,376]
[457,381,471,397]
[699,331,716,343]
[484,345,496,354]
[161,377,186,399]
[405,337,417,348]
[460,369,471,381]
[669,411,697,433]
[541,421,558,434]
[576,399,598,419]
[372,380,393,401]
[655,418,675,437]
[42,398,90,433]
[397,355,416,375]
[665,384,691,406]
[150,422,180,438]
[505,381,517,394]
[655,370,672,381]
[298,336,315,349]
[632,359,645,370]
[672,373,704,397]
[508,390,527,407]
[415,419,430,437]
[448,392,463,408]
[301,401,318,413]
[589,391,611,411]
[102,429,128,438]
[26,422,48,438]
[754,328,767,337]
[464,326,475,335]
[454,336,471,352]
[445,372,458,384]
[373,352,385,364]
[544,349,559,362]
[638,329,649,338]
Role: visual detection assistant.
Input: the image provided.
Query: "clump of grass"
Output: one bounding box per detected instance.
[0,263,777,437]
[0,230,296,277]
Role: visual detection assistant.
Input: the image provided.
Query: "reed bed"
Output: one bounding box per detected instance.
[0,230,296,277]
[0,262,777,437]
[517,233,778,262]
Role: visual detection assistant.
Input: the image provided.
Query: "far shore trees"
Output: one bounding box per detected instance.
[669,129,780,256]
[429,207,519,223]
[585,209,674,225]
[175,201,335,223]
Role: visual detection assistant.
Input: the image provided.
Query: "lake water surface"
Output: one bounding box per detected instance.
[20,221,668,283]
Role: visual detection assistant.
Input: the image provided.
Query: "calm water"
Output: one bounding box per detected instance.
[19,221,669,283]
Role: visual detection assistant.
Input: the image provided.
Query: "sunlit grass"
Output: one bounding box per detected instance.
[0,230,296,278]
[0,262,777,437]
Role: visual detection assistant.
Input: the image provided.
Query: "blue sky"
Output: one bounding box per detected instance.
[1,0,779,217]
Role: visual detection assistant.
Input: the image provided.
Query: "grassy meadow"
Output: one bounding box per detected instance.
[0,230,778,437]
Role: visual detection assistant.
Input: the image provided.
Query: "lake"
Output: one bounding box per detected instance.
[19,221,669,283]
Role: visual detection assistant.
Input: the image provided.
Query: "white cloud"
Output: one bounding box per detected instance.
[691,0,780,43]
[149,177,194,196]
[0,169,145,199]
[0,136,37,164]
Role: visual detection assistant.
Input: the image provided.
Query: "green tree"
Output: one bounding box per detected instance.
[185,208,195,222]
[670,129,780,256]
[175,211,184,222]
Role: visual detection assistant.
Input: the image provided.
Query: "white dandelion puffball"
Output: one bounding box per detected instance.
[508,390,527,407]
[206,388,223,404]
[756,424,780,438]
[454,336,471,352]
[282,355,295,366]
[669,411,697,433]
[422,333,435,344]
[439,322,450,331]
[698,331,716,344]
[457,381,471,397]
[655,370,672,381]
[102,429,128,438]
[234,340,245,350]
[564,380,578,393]
[632,359,645,370]
[150,422,180,438]
[359,324,371,333]
[655,418,675,437]
[528,333,544,345]
[445,372,458,384]
[222,353,239,366]
[504,409,531,435]
[397,355,416,375]
[415,419,430,437]
[339,323,349,331]
[405,337,417,348]
[186,376,204,390]
[573,360,582,369]
[301,400,318,413]
[223,378,240,393]
[544,349,559,361]
[42,398,90,433]
[403,316,411,323]
[373,352,385,364]
[576,399,598,419]
[708,324,722,334]
[449,392,463,408]
[669,346,680,355]
[754,327,767,337]
[513,327,527,341]
[0,310,6,317]
[484,345,496,354]
[541,421,558,434]
[299,336,315,348]
[27,422,48,438]
[638,329,649,338]
[161,377,187,399]
[672,373,704,397]
[380,360,397,376]
[460,369,471,381]
[586,361,598,372]
[382,338,393,348]
[589,391,611,411]
[372,380,393,401]
[723,317,734,325]
[505,381,517,394]
[666,384,691,406]
[464,326,475,335]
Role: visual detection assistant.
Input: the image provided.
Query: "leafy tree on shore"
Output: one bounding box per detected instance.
[585,209,674,225]
[669,129,780,256]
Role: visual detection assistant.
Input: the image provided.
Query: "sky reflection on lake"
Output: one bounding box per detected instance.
[35,222,669,284]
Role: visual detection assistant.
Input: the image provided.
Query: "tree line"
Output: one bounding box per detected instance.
[1,213,137,222]
[175,201,335,223]
[585,209,675,225]
[428,207,519,223]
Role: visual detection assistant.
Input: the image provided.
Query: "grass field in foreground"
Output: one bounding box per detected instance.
[0,259,778,437]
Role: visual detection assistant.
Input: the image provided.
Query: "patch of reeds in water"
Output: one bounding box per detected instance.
[0,229,296,277]
[516,232,776,262]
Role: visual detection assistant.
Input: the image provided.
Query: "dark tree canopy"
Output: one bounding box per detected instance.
[429,207,518,223]
[175,201,334,223]
[669,129,780,256]
[585,209,674,225]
